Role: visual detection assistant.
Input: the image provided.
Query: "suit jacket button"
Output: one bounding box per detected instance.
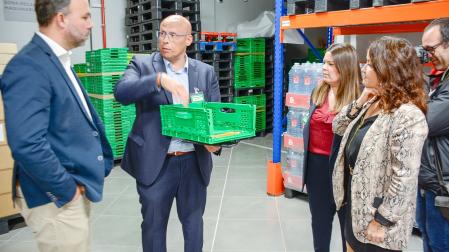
[97,155,104,161]
[92,131,99,137]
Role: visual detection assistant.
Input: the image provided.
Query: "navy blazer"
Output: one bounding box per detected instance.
[115,53,220,187]
[0,35,113,208]
[302,102,342,191]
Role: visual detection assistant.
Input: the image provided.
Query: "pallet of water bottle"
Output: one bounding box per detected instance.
[283,133,304,151]
[285,93,310,109]
[283,172,305,194]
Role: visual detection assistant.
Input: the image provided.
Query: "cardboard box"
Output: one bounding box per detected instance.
[0,192,18,218]
[0,169,13,195]
[0,54,14,65]
[0,120,6,145]
[0,145,14,170]
[0,43,17,54]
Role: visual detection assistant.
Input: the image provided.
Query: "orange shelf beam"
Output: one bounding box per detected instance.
[280,0,449,30]
[333,22,429,35]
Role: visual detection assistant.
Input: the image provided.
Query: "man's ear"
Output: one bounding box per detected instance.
[54,13,66,29]
[185,34,193,47]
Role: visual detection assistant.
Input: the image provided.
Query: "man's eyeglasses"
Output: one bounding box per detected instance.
[422,41,445,54]
[157,31,190,41]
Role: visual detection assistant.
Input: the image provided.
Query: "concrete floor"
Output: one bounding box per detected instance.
[0,135,423,252]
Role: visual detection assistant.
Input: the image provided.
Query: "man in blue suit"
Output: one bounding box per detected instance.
[115,15,220,252]
[0,0,113,251]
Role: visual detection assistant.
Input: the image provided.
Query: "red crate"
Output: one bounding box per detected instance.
[285,93,310,109]
[283,133,304,151]
[220,32,237,42]
[200,32,219,42]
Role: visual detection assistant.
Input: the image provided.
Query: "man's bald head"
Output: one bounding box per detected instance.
[160,15,192,34]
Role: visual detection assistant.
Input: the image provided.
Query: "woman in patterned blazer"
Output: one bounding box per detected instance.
[332,36,429,252]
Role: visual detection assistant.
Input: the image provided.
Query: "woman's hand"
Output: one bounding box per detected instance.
[356,87,379,107]
[365,220,385,243]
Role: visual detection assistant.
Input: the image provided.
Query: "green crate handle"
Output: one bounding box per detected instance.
[219,108,236,114]
[175,111,193,120]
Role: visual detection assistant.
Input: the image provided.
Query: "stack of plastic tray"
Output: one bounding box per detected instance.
[234,38,266,89]
[82,48,136,159]
[74,63,88,89]
[86,48,128,73]
[198,35,236,103]
[89,95,136,158]
[125,0,201,59]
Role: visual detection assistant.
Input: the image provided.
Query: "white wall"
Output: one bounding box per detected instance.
[335,32,422,61]
[201,0,274,32]
[0,0,126,64]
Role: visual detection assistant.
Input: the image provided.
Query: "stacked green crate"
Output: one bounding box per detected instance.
[233,94,266,132]
[74,63,88,89]
[85,48,135,158]
[234,38,266,89]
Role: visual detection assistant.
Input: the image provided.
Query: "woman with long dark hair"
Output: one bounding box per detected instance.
[332,36,429,252]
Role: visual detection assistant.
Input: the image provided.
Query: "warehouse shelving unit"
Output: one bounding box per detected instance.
[272,0,449,196]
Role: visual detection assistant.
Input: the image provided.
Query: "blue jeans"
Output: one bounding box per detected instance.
[416,190,449,252]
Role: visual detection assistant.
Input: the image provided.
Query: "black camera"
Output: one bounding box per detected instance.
[415,46,430,64]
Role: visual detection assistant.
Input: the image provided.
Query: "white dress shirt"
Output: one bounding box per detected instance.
[163,56,195,153]
[36,32,93,121]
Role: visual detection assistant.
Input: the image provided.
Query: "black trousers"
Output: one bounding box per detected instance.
[137,153,206,252]
[306,152,347,252]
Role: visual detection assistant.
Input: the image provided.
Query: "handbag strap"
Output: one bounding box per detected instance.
[431,140,449,195]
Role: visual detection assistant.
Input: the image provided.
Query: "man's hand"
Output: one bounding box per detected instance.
[365,220,385,243]
[204,145,221,153]
[160,73,189,107]
[70,185,85,203]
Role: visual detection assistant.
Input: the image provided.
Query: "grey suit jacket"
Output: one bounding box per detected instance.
[114,52,220,186]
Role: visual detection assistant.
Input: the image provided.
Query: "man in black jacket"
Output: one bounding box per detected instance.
[417,18,449,252]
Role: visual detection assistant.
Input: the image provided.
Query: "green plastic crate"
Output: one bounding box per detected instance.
[86,63,127,73]
[74,63,87,73]
[307,48,326,63]
[233,94,266,109]
[86,48,128,61]
[83,74,123,94]
[236,38,265,53]
[256,110,266,132]
[160,102,256,144]
[234,54,265,89]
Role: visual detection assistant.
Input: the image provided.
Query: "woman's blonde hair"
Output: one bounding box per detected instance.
[311,43,361,112]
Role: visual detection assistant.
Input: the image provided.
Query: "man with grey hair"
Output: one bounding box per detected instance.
[417,17,449,252]
[0,0,113,251]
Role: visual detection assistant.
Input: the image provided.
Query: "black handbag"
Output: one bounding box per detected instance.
[431,140,449,221]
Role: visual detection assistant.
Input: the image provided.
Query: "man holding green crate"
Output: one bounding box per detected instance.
[115,15,221,252]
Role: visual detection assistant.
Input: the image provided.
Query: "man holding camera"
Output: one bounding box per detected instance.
[417,17,449,252]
